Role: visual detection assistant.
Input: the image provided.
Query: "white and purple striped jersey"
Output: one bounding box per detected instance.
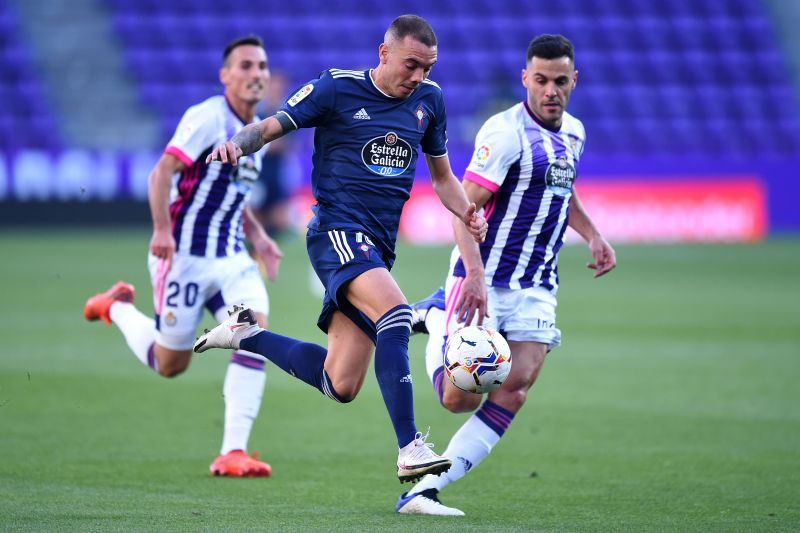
[164,95,267,258]
[452,102,586,294]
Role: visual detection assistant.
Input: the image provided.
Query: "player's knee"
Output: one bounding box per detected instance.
[329,378,360,403]
[493,387,528,413]
[157,359,190,378]
[442,391,481,413]
[333,385,357,403]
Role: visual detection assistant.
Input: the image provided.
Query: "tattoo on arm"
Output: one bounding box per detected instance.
[231,124,265,156]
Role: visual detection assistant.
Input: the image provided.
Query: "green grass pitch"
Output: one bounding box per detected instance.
[0,229,798,531]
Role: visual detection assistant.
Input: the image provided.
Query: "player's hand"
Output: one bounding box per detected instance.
[587,235,616,278]
[454,270,488,326]
[463,203,488,243]
[206,141,243,165]
[149,228,176,273]
[252,234,284,282]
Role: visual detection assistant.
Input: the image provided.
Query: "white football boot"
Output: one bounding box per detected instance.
[396,488,464,516]
[194,305,261,353]
[397,430,452,483]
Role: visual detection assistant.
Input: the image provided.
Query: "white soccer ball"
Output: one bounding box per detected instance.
[443,325,512,394]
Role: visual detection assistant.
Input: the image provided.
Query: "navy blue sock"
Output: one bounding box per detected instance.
[240,331,345,402]
[374,304,417,447]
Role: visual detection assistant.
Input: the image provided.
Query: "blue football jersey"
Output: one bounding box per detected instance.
[278,68,448,266]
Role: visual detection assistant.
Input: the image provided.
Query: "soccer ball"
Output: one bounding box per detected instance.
[443,325,512,394]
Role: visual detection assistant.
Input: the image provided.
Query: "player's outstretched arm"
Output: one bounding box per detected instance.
[425,154,488,243]
[148,152,185,272]
[243,206,283,281]
[206,115,288,165]
[568,191,616,278]
[450,180,495,326]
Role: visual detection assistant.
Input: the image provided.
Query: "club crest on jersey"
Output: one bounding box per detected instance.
[545,156,576,196]
[165,311,177,327]
[358,243,371,258]
[568,135,583,155]
[288,84,313,107]
[361,132,412,176]
[414,105,427,130]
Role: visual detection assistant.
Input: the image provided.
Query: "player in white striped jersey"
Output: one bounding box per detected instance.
[398,35,616,516]
[84,36,283,477]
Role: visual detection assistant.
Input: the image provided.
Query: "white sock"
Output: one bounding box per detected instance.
[409,413,500,495]
[220,351,266,454]
[109,301,155,367]
[424,307,447,381]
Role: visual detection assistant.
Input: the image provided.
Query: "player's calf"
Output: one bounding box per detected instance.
[152,347,192,378]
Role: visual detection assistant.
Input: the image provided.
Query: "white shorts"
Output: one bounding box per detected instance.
[148,251,269,350]
[443,251,562,349]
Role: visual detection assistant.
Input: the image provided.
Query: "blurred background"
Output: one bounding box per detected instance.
[1,0,798,240]
[2,2,799,528]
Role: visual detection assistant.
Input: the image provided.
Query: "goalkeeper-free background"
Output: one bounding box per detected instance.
[0,230,798,531]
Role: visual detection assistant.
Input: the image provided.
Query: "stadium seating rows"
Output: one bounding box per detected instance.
[0,7,61,149]
[102,0,800,154]
[1,0,798,154]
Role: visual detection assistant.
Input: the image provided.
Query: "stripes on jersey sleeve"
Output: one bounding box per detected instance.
[329,68,366,80]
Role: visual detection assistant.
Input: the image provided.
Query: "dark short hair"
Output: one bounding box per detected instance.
[526,34,574,63]
[223,35,265,64]
[386,14,437,47]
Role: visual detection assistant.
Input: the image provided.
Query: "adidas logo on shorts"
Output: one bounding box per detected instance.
[353,108,371,120]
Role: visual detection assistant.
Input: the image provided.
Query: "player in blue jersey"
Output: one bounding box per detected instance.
[395,35,616,515]
[84,36,282,477]
[194,15,488,484]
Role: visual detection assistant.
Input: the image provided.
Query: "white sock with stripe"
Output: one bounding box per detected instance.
[408,401,512,495]
[221,352,266,454]
[109,301,155,367]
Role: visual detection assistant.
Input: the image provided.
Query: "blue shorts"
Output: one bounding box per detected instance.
[306,228,388,343]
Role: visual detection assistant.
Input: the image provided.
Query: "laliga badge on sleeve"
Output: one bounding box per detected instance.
[288,84,314,107]
[473,144,491,168]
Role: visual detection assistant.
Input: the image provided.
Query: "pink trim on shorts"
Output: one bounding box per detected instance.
[464,170,500,193]
[153,259,170,315]
[165,146,194,167]
[444,276,465,335]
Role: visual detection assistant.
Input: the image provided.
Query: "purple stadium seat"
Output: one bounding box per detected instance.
[6,0,796,153]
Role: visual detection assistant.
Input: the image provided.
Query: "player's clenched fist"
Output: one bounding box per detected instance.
[206,141,243,165]
[463,203,488,243]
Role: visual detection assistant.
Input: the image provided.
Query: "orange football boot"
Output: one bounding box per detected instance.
[83,281,135,325]
[210,450,272,477]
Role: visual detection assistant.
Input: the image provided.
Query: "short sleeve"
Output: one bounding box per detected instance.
[577,121,587,158]
[165,104,219,166]
[278,71,336,130]
[420,86,448,157]
[463,114,521,193]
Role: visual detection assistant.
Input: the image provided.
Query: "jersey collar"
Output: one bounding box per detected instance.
[224,95,254,125]
[523,101,562,132]
[368,69,400,100]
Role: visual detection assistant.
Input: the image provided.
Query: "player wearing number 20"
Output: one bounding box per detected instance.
[83,36,283,477]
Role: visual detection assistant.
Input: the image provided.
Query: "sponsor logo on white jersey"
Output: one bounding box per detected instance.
[545,156,576,196]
